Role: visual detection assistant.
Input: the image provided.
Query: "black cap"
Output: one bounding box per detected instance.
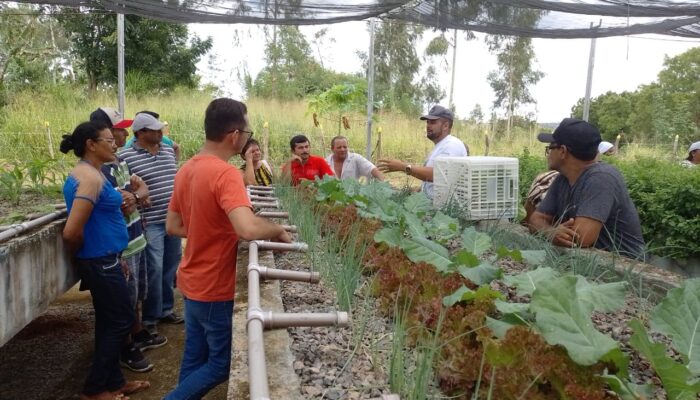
[420,105,453,121]
[538,118,601,160]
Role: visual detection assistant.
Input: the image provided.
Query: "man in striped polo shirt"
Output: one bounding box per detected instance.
[119,112,183,334]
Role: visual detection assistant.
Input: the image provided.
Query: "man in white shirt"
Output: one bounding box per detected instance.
[326,136,384,181]
[378,105,468,199]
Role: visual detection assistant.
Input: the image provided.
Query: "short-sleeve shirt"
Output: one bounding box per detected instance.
[118,143,177,225]
[169,154,252,302]
[537,162,645,259]
[125,135,174,149]
[422,135,468,199]
[283,155,334,186]
[326,152,376,180]
[240,159,273,186]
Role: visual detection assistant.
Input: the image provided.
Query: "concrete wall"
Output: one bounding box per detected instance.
[0,220,77,347]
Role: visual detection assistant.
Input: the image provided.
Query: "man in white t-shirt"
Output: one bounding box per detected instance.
[326,136,384,181]
[377,105,468,199]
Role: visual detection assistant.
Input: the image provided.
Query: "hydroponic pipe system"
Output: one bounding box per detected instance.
[246,185,350,400]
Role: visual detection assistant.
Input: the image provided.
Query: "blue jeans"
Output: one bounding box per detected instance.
[76,255,134,395]
[143,222,182,325]
[165,298,234,400]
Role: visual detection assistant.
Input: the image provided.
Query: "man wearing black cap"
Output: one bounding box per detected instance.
[528,118,645,259]
[377,105,468,199]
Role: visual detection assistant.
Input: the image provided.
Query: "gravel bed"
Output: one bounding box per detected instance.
[277,250,394,399]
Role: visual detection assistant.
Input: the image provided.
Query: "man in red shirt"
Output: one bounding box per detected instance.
[165,98,292,399]
[282,134,334,185]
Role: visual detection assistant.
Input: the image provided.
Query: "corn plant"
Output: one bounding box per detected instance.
[0,163,25,204]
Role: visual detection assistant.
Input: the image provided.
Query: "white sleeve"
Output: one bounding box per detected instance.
[355,155,376,177]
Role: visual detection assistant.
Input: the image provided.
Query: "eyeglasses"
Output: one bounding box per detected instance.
[227,128,254,138]
[545,144,563,156]
[95,138,116,144]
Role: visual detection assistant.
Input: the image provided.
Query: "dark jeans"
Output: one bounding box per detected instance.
[165,298,233,400]
[77,254,135,395]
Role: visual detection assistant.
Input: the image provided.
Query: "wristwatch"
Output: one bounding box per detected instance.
[404,164,412,175]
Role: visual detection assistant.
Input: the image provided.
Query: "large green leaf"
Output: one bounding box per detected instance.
[443,285,503,307]
[629,319,700,400]
[495,246,523,262]
[458,261,502,286]
[399,235,451,272]
[485,315,527,340]
[425,211,460,242]
[494,299,530,316]
[520,250,547,266]
[650,278,700,375]
[402,192,433,215]
[602,374,653,400]
[530,276,619,366]
[575,277,628,313]
[401,211,426,238]
[359,198,400,222]
[461,227,492,257]
[374,227,402,247]
[503,267,559,297]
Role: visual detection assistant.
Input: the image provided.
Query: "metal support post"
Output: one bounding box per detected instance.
[117,14,126,116]
[365,18,377,160]
[582,21,600,122]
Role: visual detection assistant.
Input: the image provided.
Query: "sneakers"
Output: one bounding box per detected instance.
[159,312,184,324]
[121,345,154,372]
[133,329,168,352]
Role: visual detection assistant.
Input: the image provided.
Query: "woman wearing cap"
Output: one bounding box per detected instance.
[60,121,150,400]
[681,141,700,168]
[240,138,273,186]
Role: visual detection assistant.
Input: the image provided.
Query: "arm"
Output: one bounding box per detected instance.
[242,148,258,186]
[227,206,292,242]
[165,210,187,238]
[377,159,433,182]
[62,170,101,255]
[529,212,579,247]
[370,167,385,181]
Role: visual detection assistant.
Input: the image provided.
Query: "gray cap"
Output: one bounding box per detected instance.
[420,105,454,121]
[132,112,164,132]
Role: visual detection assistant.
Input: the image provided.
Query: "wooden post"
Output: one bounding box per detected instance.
[614,133,622,153]
[376,126,382,161]
[672,134,679,159]
[484,132,490,156]
[262,121,269,160]
[44,121,55,159]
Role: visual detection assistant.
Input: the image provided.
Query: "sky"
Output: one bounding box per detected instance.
[191,21,700,123]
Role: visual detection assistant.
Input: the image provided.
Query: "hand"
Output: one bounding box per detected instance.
[291,154,303,163]
[552,218,579,247]
[377,159,406,173]
[245,146,256,162]
[119,189,137,209]
[120,259,130,280]
[274,229,293,244]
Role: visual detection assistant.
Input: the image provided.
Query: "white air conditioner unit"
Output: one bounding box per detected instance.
[433,156,519,220]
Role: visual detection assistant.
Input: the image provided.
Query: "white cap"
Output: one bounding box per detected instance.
[598,141,614,154]
[132,113,164,132]
[689,141,700,153]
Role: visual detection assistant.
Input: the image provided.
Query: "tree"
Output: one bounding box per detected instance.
[469,104,484,124]
[571,91,634,141]
[57,8,211,93]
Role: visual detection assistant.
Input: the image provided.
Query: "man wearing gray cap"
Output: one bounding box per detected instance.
[377,105,468,199]
[119,112,183,338]
[528,118,645,259]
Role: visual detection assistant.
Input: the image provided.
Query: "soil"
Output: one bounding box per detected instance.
[0,190,63,225]
[0,286,228,400]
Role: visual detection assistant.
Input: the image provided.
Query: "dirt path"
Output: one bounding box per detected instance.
[0,285,229,400]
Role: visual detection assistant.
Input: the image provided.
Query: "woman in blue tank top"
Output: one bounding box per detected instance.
[61,121,150,400]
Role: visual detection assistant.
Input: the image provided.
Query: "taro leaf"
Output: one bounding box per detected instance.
[495,246,523,262]
[520,250,547,266]
[530,275,619,366]
[503,267,559,297]
[399,235,451,272]
[425,211,460,242]
[629,319,700,400]
[650,278,700,375]
[401,211,426,238]
[602,374,654,400]
[494,299,530,316]
[485,315,527,340]
[374,227,402,247]
[461,227,492,257]
[443,285,504,307]
[458,261,502,286]
[402,192,433,215]
[575,277,628,314]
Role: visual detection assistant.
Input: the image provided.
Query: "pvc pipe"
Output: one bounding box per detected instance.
[0,210,67,243]
[254,241,308,252]
[262,312,350,330]
[249,185,273,191]
[256,211,289,218]
[282,225,297,233]
[249,194,278,201]
[251,201,279,209]
[247,242,271,399]
[249,263,320,283]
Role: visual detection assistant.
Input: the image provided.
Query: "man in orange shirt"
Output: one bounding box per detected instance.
[165,98,292,399]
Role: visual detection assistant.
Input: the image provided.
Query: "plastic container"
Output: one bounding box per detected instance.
[433,156,519,220]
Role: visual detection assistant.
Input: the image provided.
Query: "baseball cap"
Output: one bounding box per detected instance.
[687,141,700,160]
[89,107,133,129]
[420,105,454,121]
[598,141,614,154]
[538,118,601,160]
[132,113,165,132]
